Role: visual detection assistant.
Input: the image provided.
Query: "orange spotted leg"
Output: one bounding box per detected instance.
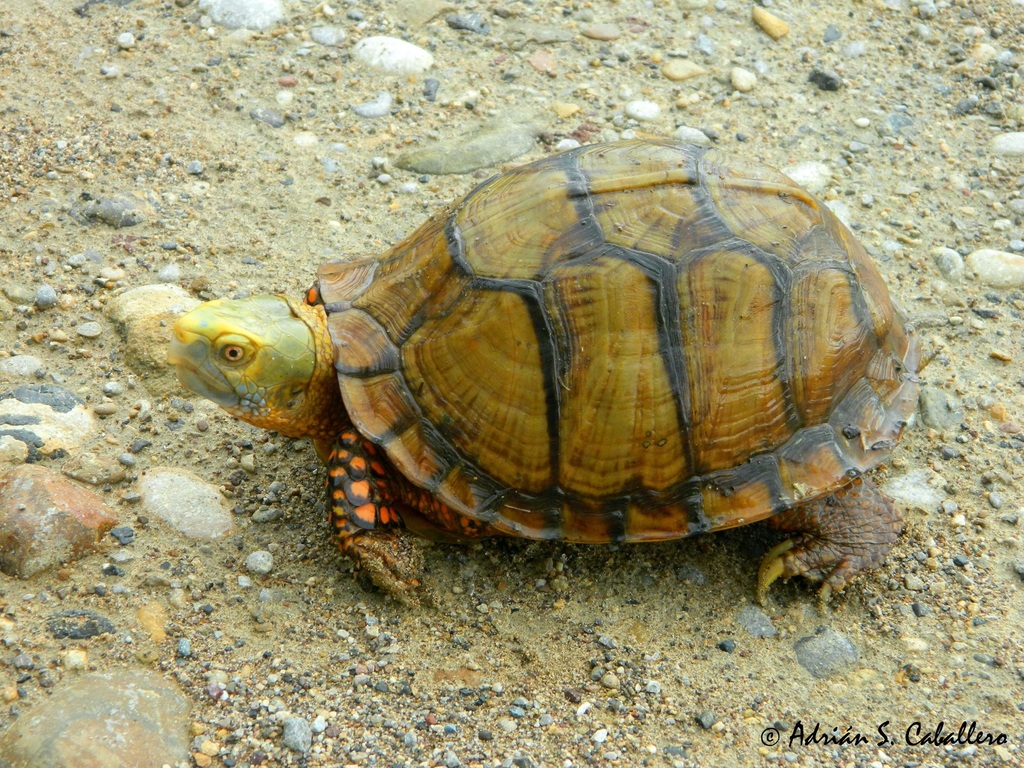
[327,430,425,601]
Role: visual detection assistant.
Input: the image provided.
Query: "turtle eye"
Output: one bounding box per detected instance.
[221,344,246,363]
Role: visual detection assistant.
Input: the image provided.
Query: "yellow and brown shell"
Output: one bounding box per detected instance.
[315,140,920,543]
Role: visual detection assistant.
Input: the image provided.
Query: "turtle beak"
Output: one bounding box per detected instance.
[167,324,241,410]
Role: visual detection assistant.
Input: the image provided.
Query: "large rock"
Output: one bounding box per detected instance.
[0,669,189,768]
[0,465,118,578]
[106,284,200,398]
[0,385,98,462]
[139,467,234,539]
[965,249,1024,289]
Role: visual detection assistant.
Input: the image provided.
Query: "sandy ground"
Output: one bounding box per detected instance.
[0,0,1022,766]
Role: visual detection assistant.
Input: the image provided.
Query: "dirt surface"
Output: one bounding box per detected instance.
[1,0,1023,766]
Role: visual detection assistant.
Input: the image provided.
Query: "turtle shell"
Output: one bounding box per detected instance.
[316,140,920,543]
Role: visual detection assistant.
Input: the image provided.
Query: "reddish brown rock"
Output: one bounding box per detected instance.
[0,464,118,578]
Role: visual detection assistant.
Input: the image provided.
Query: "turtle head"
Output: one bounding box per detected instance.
[168,295,346,442]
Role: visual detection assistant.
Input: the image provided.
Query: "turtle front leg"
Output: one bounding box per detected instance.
[757,477,902,608]
[326,431,425,603]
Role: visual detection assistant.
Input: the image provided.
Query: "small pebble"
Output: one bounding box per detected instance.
[624,100,660,122]
[693,34,714,56]
[76,322,102,338]
[695,711,717,729]
[250,107,285,128]
[904,574,925,591]
[116,32,135,49]
[581,23,621,41]
[446,13,490,35]
[809,68,843,91]
[281,717,312,753]
[352,36,433,75]
[661,60,707,81]
[244,551,273,575]
[310,26,345,47]
[198,0,284,30]
[352,92,393,119]
[177,638,191,657]
[752,6,789,39]
[932,247,965,283]
[730,67,757,92]
[794,627,858,679]
[35,286,58,309]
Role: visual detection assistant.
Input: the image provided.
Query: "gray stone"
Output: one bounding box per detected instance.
[310,26,345,46]
[783,161,832,195]
[71,194,151,228]
[282,717,312,753]
[351,92,393,119]
[34,285,58,309]
[250,106,285,128]
[736,605,777,637]
[918,386,962,432]
[794,626,858,678]
[395,123,540,175]
[0,355,43,377]
[0,669,188,767]
[932,247,964,282]
[244,550,274,574]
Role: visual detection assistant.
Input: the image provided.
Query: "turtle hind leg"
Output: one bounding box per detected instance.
[327,431,425,603]
[757,477,902,608]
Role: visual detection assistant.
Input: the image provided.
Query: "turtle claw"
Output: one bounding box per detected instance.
[341,530,426,606]
[756,538,795,605]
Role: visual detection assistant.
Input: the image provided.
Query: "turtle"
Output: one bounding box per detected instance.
[168,139,920,605]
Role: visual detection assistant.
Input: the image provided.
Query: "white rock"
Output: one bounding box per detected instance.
[673,126,712,146]
[116,32,136,50]
[139,468,234,539]
[882,469,945,513]
[352,36,434,76]
[244,550,274,574]
[0,355,43,377]
[966,248,1024,288]
[624,100,660,122]
[990,132,1024,157]
[730,66,757,92]
[825,200,852,228]
[351,92,393,118]
[783,161,832,195]
[198,0,284,30]
[310,26,345,47]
